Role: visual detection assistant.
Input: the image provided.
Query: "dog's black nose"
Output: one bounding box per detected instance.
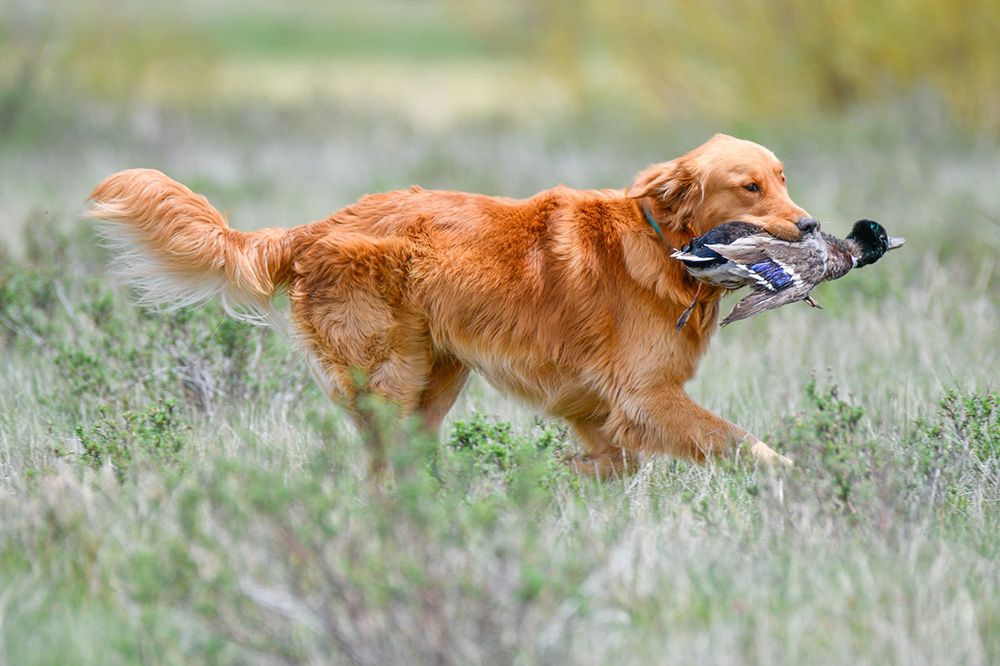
[797,217,820,233]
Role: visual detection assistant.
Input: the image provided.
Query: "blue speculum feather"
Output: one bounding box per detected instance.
[750,260,793,288]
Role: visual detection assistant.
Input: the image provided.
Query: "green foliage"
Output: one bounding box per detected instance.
[773,378,1000,523]
[74,399,188,482]
[932,389,1000,461]
[775,376,874,512]
[434,413,575,496]
[905,388,1000,515]
[0,223,313,423]
[0,257,60,347]
[151,303,307,411]
[56,347,111,399]
[7,375,997,664]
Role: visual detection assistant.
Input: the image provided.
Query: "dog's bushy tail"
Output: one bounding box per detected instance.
[86,169,292,324]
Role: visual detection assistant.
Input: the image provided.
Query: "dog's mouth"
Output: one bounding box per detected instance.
[734,217,815,241]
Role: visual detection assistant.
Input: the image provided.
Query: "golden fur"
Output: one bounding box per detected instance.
[87,134,810,475]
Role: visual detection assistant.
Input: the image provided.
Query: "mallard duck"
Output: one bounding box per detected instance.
[671,219,904,329]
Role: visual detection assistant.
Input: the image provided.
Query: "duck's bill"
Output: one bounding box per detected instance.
[887,236,905,250]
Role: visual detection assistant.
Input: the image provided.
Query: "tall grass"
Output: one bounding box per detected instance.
[1,3,999,657]
[0,95,999,663]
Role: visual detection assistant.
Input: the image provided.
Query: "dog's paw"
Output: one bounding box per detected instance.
[748,439,793,467]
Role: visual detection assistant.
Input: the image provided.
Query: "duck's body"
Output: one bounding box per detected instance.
[671,219,904,328]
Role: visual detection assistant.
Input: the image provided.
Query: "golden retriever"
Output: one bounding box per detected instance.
[87,134,814,476]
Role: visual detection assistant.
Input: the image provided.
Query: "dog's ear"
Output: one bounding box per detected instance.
[627,158,702,206]
[626,158,703,232]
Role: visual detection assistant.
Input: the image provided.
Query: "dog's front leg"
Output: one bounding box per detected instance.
[605,387,791,467]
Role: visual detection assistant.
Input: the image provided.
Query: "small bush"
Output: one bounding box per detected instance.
[434,413,574,496]
[0,222,312,424]
[775,376,875,513]
[904,388,1000,515]
[0,260,60,348]
[932,389,1000,462]
[774,378,998,523]
[73,399,189,482]
[55,347,111,399]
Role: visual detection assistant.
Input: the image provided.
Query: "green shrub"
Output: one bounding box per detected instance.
[0,260,60,347]
[0,222,313,423]
[905,388,1000,516]
[774,378,998,522]
[932,389,1000,462]
[433,413,574,496]
[73,399,189,482]
[55,347,111,399]
[775,376,874,513]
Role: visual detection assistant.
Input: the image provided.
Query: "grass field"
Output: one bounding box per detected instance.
[2,97,998,666]
[2,3,1000,664]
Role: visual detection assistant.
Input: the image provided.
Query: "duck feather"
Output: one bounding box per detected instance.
[671,219,904,329]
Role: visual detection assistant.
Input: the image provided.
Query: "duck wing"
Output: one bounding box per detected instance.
[670,221,763,265]
[705,237,801,292]
[719,284,813,326]
[694,221,764,245]
[671,223,778,290]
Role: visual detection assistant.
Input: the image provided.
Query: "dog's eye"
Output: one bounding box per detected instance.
[744,183,761,193]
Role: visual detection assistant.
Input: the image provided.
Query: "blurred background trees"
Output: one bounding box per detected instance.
[507,0,1000,128]
[3,0,999,134]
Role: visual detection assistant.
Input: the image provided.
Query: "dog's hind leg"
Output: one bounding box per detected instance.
[343,334,433,479]
[416,354,470,439]
[305,349,430,479]
[289,244,433,477]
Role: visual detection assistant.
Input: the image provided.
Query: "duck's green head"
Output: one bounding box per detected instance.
[847,219,905,267]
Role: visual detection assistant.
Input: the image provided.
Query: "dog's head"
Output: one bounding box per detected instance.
[627,134,816,241]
